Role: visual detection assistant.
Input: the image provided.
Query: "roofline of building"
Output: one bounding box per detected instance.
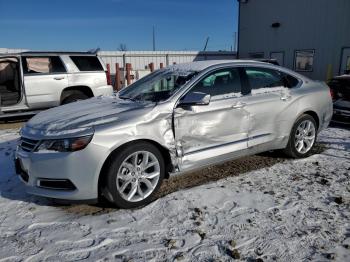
[237,0,241,59]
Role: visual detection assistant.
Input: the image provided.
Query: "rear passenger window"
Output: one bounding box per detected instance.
[284,74,300,88]
[244,67,299,92]
[70,56,103,71]
[23,56,66,74]
[191,68,242,98]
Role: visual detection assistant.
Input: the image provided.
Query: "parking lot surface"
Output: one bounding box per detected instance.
[0,126,349,261]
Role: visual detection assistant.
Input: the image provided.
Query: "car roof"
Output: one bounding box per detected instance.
[0,51,98,57]
[168,59,311,83]
[333,75,350,81]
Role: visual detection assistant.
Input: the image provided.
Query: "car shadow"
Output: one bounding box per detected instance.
[59,142,329,215]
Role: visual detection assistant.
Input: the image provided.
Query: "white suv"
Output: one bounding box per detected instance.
[0,51,113,118]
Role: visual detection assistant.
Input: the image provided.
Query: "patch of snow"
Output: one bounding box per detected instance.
[213,92,242,100]
[251,86,288,95]
[0,126,350,261]
[22,96,153,136]
[168,60,236,73]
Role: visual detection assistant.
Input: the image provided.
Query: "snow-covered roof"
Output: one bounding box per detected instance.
[168,59,268,72]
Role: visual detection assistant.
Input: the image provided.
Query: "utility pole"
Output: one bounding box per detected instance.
[152,26,156,51]
[203,37,210,51]
[233,32,237,52]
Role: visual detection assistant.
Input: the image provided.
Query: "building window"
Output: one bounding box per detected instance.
[249,52,264,59]
[294,50,315,72]
[270,51,284,66]
[346,56,350,73]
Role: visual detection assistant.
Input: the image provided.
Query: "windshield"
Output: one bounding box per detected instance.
[118,69,198,102]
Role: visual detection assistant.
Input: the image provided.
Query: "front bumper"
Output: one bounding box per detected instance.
[15,140,109,201]
[332,108,350,124]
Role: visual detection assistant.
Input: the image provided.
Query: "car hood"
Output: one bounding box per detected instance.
[22,96,155,138]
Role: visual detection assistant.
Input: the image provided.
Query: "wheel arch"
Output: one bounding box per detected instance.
[60,85,94,104]
[298,110,320,130]
[97,139,173,198]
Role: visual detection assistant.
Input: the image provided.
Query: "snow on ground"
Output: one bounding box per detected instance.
[0,127,349,261]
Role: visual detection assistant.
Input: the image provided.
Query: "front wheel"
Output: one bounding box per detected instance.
[105,142,165,208]
[284,114,317,158]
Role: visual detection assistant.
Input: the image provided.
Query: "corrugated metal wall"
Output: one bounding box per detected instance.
[98,51,236,87]
[98,51,236,73]
[238,0,350,80]
[1,48,236,87]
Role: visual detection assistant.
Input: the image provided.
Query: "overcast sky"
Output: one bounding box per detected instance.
[0,0,238,51]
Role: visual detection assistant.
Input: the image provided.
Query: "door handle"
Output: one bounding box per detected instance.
[54,76,65,80]
[231,102,246,109]
[280,95,292,101]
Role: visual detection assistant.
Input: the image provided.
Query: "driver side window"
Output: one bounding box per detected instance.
[191,68,242,98]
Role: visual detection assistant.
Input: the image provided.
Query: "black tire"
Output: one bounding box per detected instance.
[62,92,89,104]
[284,114,318,158]
[104,142,165,209]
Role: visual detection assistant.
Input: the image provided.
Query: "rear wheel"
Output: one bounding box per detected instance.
[284,114,317,158]
[105,142,165,208]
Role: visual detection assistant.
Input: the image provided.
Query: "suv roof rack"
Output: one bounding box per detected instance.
[19,50,99,55]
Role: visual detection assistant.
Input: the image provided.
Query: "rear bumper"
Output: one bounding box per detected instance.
[332,108,350,124]
[318,102,333,132]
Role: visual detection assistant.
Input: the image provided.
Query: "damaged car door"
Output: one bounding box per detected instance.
[240,66,300,147]
[174,67,250,170]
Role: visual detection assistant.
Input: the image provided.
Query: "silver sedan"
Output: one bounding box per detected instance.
[15,60,333,208]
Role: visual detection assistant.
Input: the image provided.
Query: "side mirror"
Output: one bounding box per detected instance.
[178,92,211,106]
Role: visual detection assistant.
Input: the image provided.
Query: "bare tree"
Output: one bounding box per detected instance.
[118,43,127,51]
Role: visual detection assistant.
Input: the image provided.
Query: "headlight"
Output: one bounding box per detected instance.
[35,135,93,153]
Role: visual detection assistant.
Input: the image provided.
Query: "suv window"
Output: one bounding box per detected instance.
[70,56,103,71]
[244,67,299,90]
[23,56,66,74]
[191,68,242,97]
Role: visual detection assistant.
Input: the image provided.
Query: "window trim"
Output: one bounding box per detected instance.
[242,66,302,93]
[294,49,315,72]
[173,64,303,108]
[22,55,67,76]
[339,46,350,75]
[180,66,244,102]
[69,55,104,72]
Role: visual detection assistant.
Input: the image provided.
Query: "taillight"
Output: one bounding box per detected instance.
[329,88,335,100]
[106,64,112,85]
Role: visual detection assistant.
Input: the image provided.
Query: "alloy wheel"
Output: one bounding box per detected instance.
[116,151,160,202]
[294,119,316,154]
